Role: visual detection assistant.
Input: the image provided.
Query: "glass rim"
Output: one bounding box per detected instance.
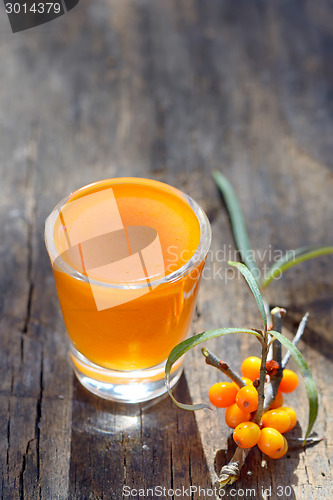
[44,177,212,290]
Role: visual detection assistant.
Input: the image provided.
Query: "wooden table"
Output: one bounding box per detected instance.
[1,1,332,498]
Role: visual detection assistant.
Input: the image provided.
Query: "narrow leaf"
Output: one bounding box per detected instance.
[261,245,333,289]
[270,330,318,440]
[165,328,263,410]
[212,171,258,281]
[228,261,267,331]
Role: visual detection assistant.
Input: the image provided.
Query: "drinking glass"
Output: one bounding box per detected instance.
[45,177,211,403]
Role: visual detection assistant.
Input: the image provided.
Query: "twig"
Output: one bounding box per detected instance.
[252,327,269,424]
[263,299,272,330]
[271,307,285,369]
[218,448,250,487]
[287,436,324,450]
[262,307,285,411]
[282,312,309,369]
[201,348,245,387]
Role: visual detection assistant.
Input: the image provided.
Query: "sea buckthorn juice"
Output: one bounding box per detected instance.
[45,178,211,402]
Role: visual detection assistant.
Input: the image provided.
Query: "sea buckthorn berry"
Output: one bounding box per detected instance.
[280,407,297,432]
[269,391,284,409]
[261,409,291,434]
[241,356,261,381]
[208,382,238,408]
[272,436,288,459]
[236,385,258,413]
[257,427,287,459]
[232,377,253,389]
[279,369,299,393]
[225,404,252,429]
[233,422,261,449]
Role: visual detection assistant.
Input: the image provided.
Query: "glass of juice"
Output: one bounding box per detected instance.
[45,177,211,403]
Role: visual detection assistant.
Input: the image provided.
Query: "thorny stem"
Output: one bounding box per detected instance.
[262,308,285,411]
[252,324,269,424]
[263,299,272,330]
[201,348,245,388]
[271,307,285,368]
[282,312,309,369]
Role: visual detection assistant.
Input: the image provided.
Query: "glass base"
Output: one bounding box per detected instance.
[70,346,183,403]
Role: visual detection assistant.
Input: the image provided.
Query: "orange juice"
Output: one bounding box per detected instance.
[45,178,211,401]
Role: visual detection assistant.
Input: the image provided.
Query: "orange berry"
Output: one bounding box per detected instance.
[233,422,261,449]
[258,427,287,459]
[225,404,251,429]
[280,407,297,432]
[269,391,284,409]
[232,377,253,389]
[261,409,291,434]
[279,369,299,393]
[272,436,288,459]
[208,382,238,408]
[225,403,251,429]
[236,385,258,413]
[241,356,261,381]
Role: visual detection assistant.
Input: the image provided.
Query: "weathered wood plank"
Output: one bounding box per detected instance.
[0,0,332,498]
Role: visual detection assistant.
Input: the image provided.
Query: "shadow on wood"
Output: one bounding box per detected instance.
[69,372,212,498]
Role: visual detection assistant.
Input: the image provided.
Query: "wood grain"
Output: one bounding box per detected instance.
[0,0,332,498]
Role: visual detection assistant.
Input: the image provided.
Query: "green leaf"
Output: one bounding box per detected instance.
[260,245,333,289]
[228,261,267,331]
[212,171,259,281]
[270,330,318,440]
[165,328,263,410]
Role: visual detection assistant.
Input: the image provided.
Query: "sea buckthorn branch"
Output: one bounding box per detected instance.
[218,308,288,485]
[201,348,245,388]
[219,318,270,486]
[201,172,322,486]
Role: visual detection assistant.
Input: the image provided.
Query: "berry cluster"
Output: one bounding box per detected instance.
[208,356,299,459]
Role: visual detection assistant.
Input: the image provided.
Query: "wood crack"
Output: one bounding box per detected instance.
[19,438,34,500]
[4,373,14,499]
[188,453,194,500]
[22,137,37,338]
[169,443,174,499]
[21,210,35,337]
[22,284,34,335]
[35,351,43,499]
[323,404,331,467]
[122,433,127,485]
